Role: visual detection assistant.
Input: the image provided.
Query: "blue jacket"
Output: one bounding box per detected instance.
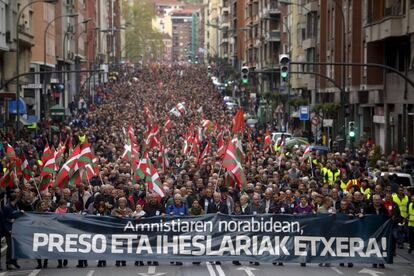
[168,204,188,216]
[2,202,20,233]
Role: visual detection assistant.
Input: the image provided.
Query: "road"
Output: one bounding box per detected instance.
[0,249,413,276]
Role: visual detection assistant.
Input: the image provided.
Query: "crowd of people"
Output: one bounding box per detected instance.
[0,64,413,271]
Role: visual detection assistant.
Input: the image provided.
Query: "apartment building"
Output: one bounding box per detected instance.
[244,0,285,93]
[0,0,36,128]
[219,0,231,62]
[171,9,194,62]
[204,0,220,61]
[230,0,246,70]
[363,0,414,153]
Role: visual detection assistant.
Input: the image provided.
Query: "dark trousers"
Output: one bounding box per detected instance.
[5,234,15,265]
[409,226,414,250]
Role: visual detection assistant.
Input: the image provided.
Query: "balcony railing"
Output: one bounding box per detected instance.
[265,30,280,41]
[367,0,405,24]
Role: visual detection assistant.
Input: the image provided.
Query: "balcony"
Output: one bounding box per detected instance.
[265,30,280,42]
[222,6,230,14]
[302,37,316,49]
[365,16,405,42]
[365,2,406,42]
[304,0,318,13]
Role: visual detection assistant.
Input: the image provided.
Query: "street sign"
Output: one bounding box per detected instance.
[299,106,309,121]
[311,116,321,126]
[323,119,333,127]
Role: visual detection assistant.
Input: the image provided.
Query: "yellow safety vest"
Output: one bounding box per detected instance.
[360,187,371,200]
[340,180,349,192]
[79,135,87,144]
[408,203,414,227]
[392,194,409,218]
[333,170,341,183]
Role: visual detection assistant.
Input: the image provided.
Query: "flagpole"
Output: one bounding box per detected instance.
[310,156,314,177]
[32,175,42,200]
[215,162,223,192]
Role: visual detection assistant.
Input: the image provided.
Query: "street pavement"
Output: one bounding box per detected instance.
[0,248,413,276]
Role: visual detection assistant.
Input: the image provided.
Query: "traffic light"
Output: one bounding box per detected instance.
[207,66,212,77]
[279,54,290,81]
[348,121,356,140]
[188,55,192,63]
[194,56,199,64]
[241,66,249,85]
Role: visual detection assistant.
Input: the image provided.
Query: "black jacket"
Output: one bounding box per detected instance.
[207,202,228,214]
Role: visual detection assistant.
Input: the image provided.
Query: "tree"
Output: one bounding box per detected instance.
[122,0,164,63]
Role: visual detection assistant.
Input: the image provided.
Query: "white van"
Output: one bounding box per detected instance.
[380,172,414,188]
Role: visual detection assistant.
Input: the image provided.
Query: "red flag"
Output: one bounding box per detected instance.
[216,132,226,158]
[231,109,245,134]
[163,117,172,133]
[264,129,271,147]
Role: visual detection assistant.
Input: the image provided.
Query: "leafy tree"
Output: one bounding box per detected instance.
[122,0,164,63]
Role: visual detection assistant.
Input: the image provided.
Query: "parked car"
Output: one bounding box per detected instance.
[380,172,414,188]
[271,132,292,143]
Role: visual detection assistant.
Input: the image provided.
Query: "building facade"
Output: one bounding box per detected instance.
[171,9,194,62]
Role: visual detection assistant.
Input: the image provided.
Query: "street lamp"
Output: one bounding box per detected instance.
[43,13,78,118]
[15,0,57,138]
[74,18,92,57]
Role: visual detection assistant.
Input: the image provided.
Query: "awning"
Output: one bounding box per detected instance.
[19,115,38,126]
[50,104,65,116]
[8,97,27,114]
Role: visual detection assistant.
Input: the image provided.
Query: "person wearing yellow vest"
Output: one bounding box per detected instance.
[392,186,409,249]
[392,187,409,219]
[340,175,351,194]
[78,133,87,144]
[408,195,414,253]
[360,179,372,200]
[321,163,334,185]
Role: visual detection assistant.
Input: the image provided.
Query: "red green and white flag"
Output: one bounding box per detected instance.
[54,145,81,188]
[302,145,311,159]
[133,152,149,181]
[176,102,186,114]
[16,154,32,181]
[4,144,16,162]
[55,141,66,169]
[0,170,15,187]
[40,145,56,177]
[77,143,95,168]
[222,138,247,191]
[145,158,165,198]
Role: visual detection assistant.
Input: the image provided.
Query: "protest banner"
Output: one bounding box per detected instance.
[13,213,393,263]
